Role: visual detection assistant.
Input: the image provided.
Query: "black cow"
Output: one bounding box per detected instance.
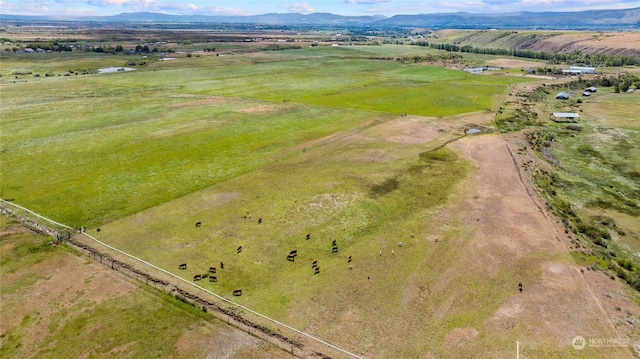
[347,255,352,263]
[312,260,318,268]
[237,246,242,254]
[209,267,216,274]
[287,254,295,262]
[332,246,338,253]
[220,262,225,269]
[289,250,298,257]
[179,263,187,270]
[193,274,201,281]
[306,233,311,240]
[233,289,242,296]
[209,276,218,282]
[195,222,201,227]
[518,283,523,293]
[332,239,337,246]
[258,218,262,224]
[314,266,320,275]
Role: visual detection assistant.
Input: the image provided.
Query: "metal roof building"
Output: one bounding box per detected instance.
[550,112,581,122]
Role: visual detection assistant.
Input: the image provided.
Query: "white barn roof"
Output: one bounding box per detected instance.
[552,112,580,118]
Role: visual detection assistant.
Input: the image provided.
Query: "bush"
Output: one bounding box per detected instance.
[10,69,32,75]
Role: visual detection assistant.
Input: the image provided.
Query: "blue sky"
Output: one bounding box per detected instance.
[2,0,639,17]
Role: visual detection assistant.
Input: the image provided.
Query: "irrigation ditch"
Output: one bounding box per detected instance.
[0,200,363,359]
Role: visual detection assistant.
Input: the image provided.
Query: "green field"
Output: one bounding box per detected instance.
[4,41,634,358]
[0,218,284,359]
[0,46,530,228]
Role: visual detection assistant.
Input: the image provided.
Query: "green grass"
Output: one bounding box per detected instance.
[0,48,532,227]
[2,44,588,358]
[525,85,640,290]
[0,218,284,359]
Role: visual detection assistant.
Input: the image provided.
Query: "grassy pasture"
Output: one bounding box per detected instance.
[1,47,532,228]
[0,218,284,359]
[2,37,637,358]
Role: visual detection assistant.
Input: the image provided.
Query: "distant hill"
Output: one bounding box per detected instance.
[1,7,639,29]
[378,8,640,28]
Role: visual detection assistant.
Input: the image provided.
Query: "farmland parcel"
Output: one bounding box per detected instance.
[2,41,639,358]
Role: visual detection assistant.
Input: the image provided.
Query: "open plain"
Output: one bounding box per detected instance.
[1,28,639,358]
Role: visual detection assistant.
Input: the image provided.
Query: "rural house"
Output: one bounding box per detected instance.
[555,92,570,100]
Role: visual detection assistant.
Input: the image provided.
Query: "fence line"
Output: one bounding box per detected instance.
[0,199,363,359]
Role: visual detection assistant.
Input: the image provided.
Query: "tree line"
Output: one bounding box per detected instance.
[412,41,640,67]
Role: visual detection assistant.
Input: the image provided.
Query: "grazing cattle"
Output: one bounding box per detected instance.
[209,276,218,282]
[287,254,295,262]
[195,222,201,227]
[194,274,201,281]
[347,255,352,263]
[237,246,242,254]
[392,250,395,256]
[220,262,225,269]
[332,246,338,253]
[258,218,262,224]
[332,239,337,246]
[398,242,403,247]
[202,273,209,279]
[209,267,216,274]
[379,250,382,256]
[314,267,320,275]
[306,233,311,240]
[348,265,353,270]
[233,289,242,296]
[289,250,298,257]
[518,283,523,293]
[312,260,318,268]
[179,263,187,270]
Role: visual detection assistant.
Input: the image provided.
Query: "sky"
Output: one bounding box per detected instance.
[1,0,640,17]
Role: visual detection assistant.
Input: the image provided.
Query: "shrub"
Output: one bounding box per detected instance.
[10,69,32,75]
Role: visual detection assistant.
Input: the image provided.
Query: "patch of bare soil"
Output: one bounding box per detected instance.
[234,104,288,115]
[445,327,479,345]
[485,58,544,69]
[1,247,138,351]
[174,324,261,359]
[525,32,640,57]
[376,111,496,145]
[448,134,638,356]
[165,97,238,108]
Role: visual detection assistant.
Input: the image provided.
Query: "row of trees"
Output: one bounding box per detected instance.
[5,40,175,55]
[413,41,640,67]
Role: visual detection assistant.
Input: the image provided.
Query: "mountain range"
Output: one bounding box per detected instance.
[2,7,639,29]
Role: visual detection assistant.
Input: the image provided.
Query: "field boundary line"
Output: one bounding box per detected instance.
[0,198,364,359]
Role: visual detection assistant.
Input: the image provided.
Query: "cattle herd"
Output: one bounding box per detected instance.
[182,218,400,298]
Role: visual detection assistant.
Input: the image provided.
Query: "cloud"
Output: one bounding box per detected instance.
[280,2,314,13]
[343,0,394,4]
[207,6,250,15]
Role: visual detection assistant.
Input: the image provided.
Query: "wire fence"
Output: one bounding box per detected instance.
[0,199,363,359]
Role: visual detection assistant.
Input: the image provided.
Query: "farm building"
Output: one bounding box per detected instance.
[582,91,591,96]
[555,92,570,100]
[562,66,596,75]
[586,86,597,92]
[570,66,596,74]
[550,112,580,122]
